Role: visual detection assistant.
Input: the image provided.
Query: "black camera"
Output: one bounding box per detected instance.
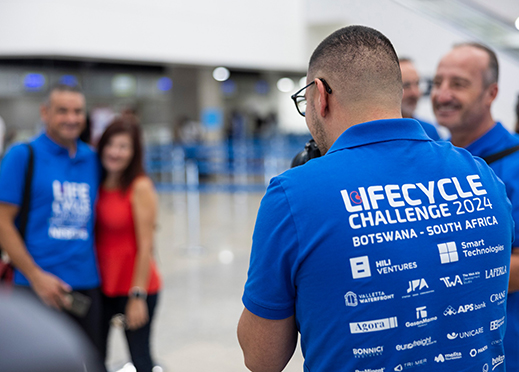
[291,139,322,168]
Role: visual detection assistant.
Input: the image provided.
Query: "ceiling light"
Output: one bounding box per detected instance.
[277,78,294,93]
[213,67,230,82]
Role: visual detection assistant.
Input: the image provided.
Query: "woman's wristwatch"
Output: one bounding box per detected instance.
[129,286,147,300]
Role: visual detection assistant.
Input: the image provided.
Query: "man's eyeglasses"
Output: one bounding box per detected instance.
[291,78,332,117]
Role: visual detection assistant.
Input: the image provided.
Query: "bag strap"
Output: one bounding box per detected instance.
[482,144,519,165]
[18,144,34,239]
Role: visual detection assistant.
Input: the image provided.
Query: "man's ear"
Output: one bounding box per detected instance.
[40,104,49,123]
[316,79,330,117]
[485,83,498,105]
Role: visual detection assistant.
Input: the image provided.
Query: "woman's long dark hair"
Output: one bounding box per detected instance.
[97,117,145,192]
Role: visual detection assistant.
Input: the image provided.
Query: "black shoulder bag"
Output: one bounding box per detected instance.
[482,145,519,165]
[0,144,34,283]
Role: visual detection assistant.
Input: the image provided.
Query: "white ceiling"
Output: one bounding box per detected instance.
[392,0,519,56]
[465,0,519,26]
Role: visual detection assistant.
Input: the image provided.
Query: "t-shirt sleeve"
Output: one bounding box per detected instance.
[0,144,30,206]
[242,178,299,320]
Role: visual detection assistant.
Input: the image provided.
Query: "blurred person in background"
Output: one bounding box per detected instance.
[432,42,519,370]
[0,83,104,363]
[96,117,162,372]
[121,105,141,125]
[399,57,440,140]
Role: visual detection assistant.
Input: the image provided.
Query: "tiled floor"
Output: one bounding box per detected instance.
[106,191,304,372]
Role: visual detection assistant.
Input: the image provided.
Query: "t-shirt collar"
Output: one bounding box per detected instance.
[39,132,86,160]
[465,122,504,158]
[327,118,432,154]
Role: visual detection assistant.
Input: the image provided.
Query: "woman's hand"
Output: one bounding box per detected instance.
[125,297,149,330]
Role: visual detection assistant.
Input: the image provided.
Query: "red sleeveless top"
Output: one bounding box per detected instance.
[95,180,161,297]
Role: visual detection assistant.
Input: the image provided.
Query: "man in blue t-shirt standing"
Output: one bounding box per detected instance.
[238,26,513,372]
[399,57,440,140]
[432,42,519,371]
[0,84,104,360]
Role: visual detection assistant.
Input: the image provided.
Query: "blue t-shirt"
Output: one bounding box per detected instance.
[0,133,100,289]
[243,119,513,372]
[464,122,519,371]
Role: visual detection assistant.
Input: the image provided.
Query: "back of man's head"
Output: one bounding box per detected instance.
[308,25,402,110]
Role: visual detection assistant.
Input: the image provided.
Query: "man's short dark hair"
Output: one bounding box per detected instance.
[44,83,84,106]
[454,42,499,87]
[398,57,413,64]
[308,25,402,106]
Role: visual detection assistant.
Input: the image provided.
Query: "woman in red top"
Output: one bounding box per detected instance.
[96,117,161,372]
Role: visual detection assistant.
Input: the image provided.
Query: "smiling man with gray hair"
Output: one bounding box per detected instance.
[432,41,519,371]
[0,83,104,367]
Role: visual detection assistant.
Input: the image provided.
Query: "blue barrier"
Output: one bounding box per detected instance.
[146,136,311,192]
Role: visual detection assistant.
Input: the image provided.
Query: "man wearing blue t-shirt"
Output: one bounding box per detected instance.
[238,26,513,372]
[399,57,440,141]
[432,42,519,371]
[0,84,104,359]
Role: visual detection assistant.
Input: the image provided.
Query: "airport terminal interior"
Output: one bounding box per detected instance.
[1,0,519,371]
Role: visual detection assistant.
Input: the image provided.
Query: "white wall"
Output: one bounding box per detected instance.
[0,0,307,71]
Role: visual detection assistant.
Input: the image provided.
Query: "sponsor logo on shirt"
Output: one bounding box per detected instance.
[490,316,505,331]
[434,352,462,362]
[393,358,427,371]
[440,271,481,288]
[407,278,428,293]
[349,255,418,279]
[485,266,507,279]
[355,369,385,372]
[469,345,488,357]
[490,290,506,305]
[396,336,436,351]
[402,278,434,299]
[443,301,486,316]
[461,239,504,258]
[350,317,398,334]
[492,355,505,370]
[375,259,418,275]
[440,275,463,287]
[345,291,394,306]
[438,242,458,264]
[350,256,371,279]
[405,306,437,328]
[345,291,358,307]
[352,346,384,358]
[446,327,484,340]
